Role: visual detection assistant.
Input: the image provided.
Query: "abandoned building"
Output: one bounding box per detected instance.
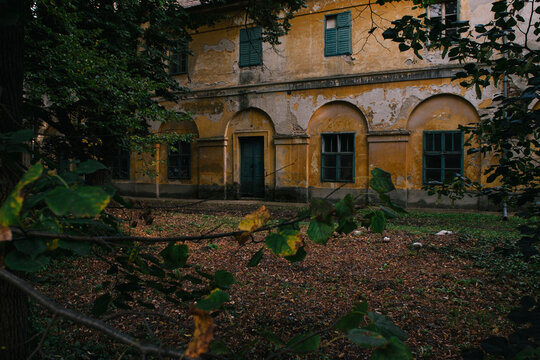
[112,0,509,209]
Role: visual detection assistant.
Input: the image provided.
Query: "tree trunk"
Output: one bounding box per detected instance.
[0,275,29,360]
[0,1,30,359]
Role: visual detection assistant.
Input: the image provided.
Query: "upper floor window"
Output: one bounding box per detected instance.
[321,133,354,182]
[423,131,463,184]
[170,40,188,75]
[239,27,262,67]
[168,141,191,180]
[324,11,351,57]
[427,0,458,37]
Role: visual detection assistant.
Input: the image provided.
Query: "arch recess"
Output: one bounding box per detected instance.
[225,107,276,198]
[406,94,481,189]
[307,101,369,189]
[157,119,200,185]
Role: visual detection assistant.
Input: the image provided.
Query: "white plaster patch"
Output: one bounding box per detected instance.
[203,38,235,53]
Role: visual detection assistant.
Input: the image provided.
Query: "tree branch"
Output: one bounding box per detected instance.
[0,269,190,359]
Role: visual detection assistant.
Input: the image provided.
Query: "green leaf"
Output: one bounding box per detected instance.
[370,168,395,194]
[92,293,112,316]
[398,43,410,52]
[284,246,307,263]
[335,313,364,331]
[368,312,408,340]
[248,247,264,267]
[265,230,301,256]
[14,238,47,258]
[159,243,188,269]
[335,194,355,219]
[307,219,334,245]
[0,163,44,226]
[347,329,389,348]
[58,239,91,255]
[335,302,368,330]
[214,270,235,288]
[45,186,110,217]
[196,289,230,311]
[5,251,49,272]
[370,211,386,233]
[76,159,108,175]
[380,206,398,219]
[336,219,357,234]
[287,333,321,354]
[310,198,334,222]
[372,336,412,360]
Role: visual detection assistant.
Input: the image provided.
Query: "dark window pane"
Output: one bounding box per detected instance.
[340,167,353,181]
[445,154,461,169]
[323,167,336,181]
[322,154,336,167]
[340,134,354,152]
[434,133,442,151]
[426,169,442,183]
[445,1,457,16]
[340,154,353,168]
[445,133,453,151]
[444,169,459,181]
[453,133,461,150]
[425,133,433,151]
[425,155,442,169]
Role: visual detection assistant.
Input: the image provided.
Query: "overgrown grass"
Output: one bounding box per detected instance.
[387,211,524,239]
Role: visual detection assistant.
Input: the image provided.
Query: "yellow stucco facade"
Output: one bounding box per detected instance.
[116,0,504,208]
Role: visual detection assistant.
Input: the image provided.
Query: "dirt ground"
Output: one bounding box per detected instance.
[34,201,535,359]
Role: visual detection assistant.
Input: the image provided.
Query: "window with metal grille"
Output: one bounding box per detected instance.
[112,148,130,180]
[321,133,354,182]
[169,40,188,75]
[324,11,351,57]
[168,141,191,180]
[427,1,458,38]
[423,131,463,184]
[239,27,262,67]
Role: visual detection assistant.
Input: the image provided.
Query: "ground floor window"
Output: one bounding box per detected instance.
[168,141,191,180]
[112,148,130,180]
[321,133,354,182]
[423,131,463,184]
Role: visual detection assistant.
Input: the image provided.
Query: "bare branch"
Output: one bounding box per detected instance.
[0,270,189,359]
[27,314,57,360]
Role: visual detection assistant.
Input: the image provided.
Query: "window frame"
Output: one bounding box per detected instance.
[324,11,352,57]
[320,132,355,183]
[168,141,192,180]
[169,40,188,75]
[239,27,262,67]
[426,0,459,38]
[422,130,464,185]
[111,148,130,180]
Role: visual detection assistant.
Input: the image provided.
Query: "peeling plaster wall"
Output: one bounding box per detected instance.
[121,0,522,208]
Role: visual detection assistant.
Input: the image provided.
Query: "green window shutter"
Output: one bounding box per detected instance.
[337,12,351,55]
[239,27,262,67]
[325,27,337,56]
[325,11,351,57]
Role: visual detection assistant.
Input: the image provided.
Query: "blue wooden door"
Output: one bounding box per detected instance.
[240,137,264,197]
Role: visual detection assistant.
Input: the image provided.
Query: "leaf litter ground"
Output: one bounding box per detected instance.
[32,202,537,359]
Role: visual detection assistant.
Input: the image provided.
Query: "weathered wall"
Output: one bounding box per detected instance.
[118,0,509,209]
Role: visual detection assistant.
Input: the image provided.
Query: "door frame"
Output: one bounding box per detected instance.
[231,130,271,198]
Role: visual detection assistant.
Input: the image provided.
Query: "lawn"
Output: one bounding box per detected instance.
[30,202,538,359]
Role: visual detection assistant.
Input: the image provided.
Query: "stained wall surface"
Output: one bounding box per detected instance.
[118,0,510,208]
